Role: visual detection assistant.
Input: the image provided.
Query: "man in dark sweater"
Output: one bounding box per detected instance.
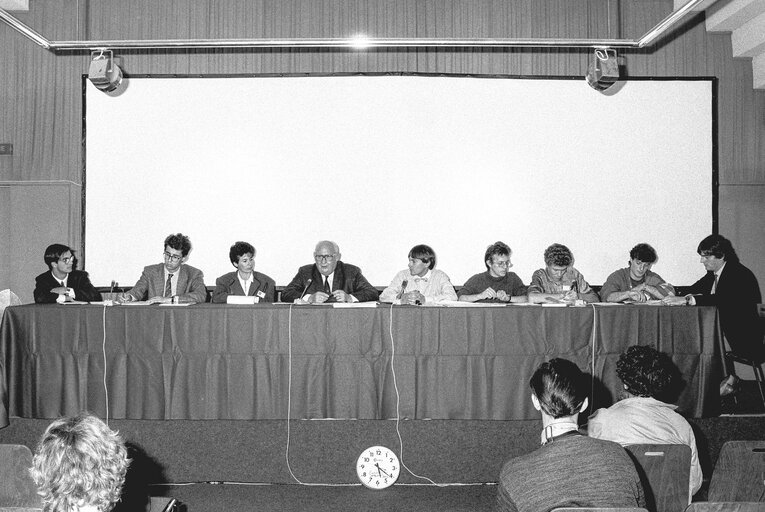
[497,358,645,512]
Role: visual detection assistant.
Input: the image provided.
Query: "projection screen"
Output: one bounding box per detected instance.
[84,75,714,290]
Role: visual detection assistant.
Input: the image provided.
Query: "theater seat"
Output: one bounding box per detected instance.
[625,444,691,512]
[708,441,765,502]
[685,503,765,512]
[0,445,43,509]
[552,508,649,512]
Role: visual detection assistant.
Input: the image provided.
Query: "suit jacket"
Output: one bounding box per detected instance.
[280,261,379,303]
[212,271,276,303]
[688,260,763,361]
[126,263,207,304]
[34,269,102,304]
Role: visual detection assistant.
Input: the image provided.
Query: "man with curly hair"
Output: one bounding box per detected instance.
[587,345,702,501]
[118,232,207,304]
[600,243,676,303]
[527,243,599,304]
[30,413,130,512]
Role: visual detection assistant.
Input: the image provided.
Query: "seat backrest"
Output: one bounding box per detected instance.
[708,440,765,502]
[685,503,765,512]
[552,508,649,512]
[0,445,42,508]
[625,444,691,512]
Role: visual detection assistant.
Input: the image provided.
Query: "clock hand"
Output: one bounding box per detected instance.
[375,463,391,478]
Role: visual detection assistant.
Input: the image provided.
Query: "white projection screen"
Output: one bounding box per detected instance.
[84,75,714,291]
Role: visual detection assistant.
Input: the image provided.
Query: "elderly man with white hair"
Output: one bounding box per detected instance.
[280,240,379,303]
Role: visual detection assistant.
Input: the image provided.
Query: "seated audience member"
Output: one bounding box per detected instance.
[380,244,458,305]
[118,233,206,304]
[280,240,378,303]
[664,234,763,366]
[527,243,600,304]
[30,413,130,512]
[587,345,702,501]
[34,244,101,304]
[600,243,676,303]
[497,358,645,512]
[458,241,527,303]
[212,241,276,303]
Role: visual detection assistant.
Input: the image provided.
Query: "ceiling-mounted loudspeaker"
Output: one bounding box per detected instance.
[88,50,123,93]
[586,49,619,92]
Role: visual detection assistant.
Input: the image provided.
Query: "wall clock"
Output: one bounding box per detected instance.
[356,445,400,489]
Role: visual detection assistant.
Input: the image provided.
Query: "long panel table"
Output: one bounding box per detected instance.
[0,303,722,428]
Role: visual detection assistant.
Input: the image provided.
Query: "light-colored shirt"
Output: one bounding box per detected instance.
[527,267,596,297]
[587,396,702,501]
[380,268,457,304]
[238,272,254,296]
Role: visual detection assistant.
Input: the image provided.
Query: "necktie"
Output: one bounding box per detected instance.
[711,274,719,295]
[165,274,173,297]
[323,277,331,294]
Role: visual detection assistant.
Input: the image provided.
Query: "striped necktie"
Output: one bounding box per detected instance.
[164,274,173,297]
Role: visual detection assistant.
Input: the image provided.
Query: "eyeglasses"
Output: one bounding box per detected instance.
[60,256,74,264]
[491,260,511,268]
[314,254,336,262]
[163,251,183,262]
[633,260,653,269]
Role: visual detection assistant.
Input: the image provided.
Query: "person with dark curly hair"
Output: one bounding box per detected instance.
[527,243,599,304]
[587,345,701,501]
[118,233,207,304]
[30,413,130,512]
[600,243,676,303]
[497,358,644,512]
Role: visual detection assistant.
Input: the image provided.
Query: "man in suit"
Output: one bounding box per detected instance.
[34,243,102,303]
[280,240,378,303]
[119,233,207,304]
[668,234,763,365]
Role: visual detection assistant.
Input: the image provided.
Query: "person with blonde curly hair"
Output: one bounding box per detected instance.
[527,243,599,304]
[30,413,130,512]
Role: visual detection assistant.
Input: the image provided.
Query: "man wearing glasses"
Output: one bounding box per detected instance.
[280,240,378,303]
[599,243,675,303]
[458,241,527,303]
[34,243,101,303]
[119,233,207,304]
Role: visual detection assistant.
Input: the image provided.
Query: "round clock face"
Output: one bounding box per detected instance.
[356,445,400,489]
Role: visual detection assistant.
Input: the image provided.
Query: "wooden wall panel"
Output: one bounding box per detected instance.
[0,0,762,295]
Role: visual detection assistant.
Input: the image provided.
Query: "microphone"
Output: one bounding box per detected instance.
[298,278,313,302]
[397,279,408,300]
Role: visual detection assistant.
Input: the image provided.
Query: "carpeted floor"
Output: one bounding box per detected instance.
[148,482,498,512]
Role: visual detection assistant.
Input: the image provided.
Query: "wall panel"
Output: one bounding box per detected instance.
[0,0,763,291]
